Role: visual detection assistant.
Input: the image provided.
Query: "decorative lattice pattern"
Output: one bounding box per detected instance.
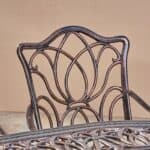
[0,121,150,149]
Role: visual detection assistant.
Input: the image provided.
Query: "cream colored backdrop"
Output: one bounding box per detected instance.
[0,0,149,118]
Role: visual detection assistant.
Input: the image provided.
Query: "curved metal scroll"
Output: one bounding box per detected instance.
[0,121,150,149]
[17,26,132,130]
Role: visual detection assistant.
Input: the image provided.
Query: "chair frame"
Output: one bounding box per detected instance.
[17,26,149,130]
[0,26,149,149]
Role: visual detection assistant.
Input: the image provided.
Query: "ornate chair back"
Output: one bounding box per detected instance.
[17,26,132,130]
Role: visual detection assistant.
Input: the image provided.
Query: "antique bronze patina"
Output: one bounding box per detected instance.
[0,26,149,149]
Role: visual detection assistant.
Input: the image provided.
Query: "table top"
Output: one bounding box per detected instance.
[0,120,150,149]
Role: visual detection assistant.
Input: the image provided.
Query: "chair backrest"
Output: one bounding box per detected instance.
[17,26,132,130]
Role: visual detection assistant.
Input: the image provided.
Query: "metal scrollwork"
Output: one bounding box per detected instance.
[0,121,150,149]
[17,26,149,130]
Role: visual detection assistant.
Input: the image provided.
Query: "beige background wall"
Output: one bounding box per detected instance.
[0,0,149,118]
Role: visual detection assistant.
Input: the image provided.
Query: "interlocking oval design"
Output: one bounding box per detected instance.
[17,26,132,130]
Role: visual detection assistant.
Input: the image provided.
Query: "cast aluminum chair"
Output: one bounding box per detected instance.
[17,26,149,130]
[0,26,149,149]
